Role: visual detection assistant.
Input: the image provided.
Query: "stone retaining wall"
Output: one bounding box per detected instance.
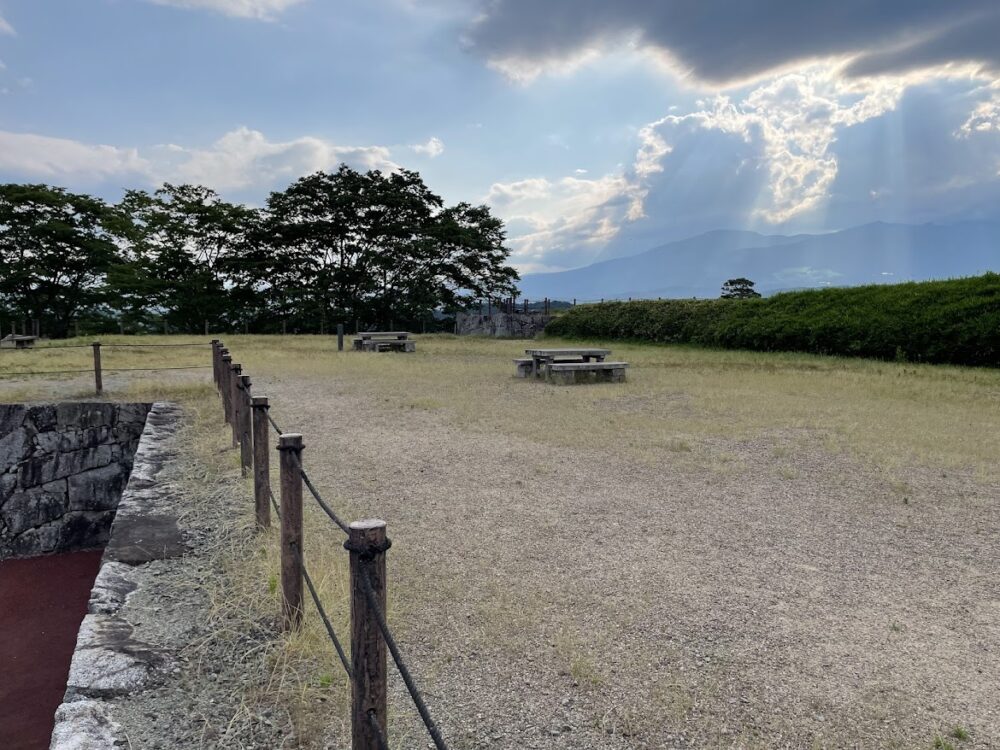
[0,403,151,559]
[456,311,552,338]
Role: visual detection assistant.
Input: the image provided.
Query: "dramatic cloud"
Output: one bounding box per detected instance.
[148,0,306,21]
[465,1,1000,86]
[0,126,399,194]
[410,136,445,157]
[484,174,630,271]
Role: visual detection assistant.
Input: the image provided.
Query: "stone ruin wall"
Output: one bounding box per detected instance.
[455,311,553,338]
[0,403,151,559]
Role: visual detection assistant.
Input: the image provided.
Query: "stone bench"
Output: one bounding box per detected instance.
[513,358,533,377]
[546,361,629,385]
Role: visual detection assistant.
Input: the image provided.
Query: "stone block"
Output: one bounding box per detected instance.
[50,699,120,750]
[26,404,58,432]
[65,614,173,699]
[0,404,26,431]
[68,464,127,512]
[0,426,31,469]
[0,479,67,536]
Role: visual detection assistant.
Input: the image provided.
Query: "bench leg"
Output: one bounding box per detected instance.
[611,368,626,383]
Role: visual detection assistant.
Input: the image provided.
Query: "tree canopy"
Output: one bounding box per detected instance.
[0,167,520,336]
[720,278,761,299]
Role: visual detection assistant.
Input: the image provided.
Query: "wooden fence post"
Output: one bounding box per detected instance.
[251,396,271,530]
[220,351,232,425]
[347,519,389,750]
[239,373,253,477]
[338,323,344,351]
[210,340,220,389]
[92,342,103,396]
[229,362,242,449]
[278,433,304,631]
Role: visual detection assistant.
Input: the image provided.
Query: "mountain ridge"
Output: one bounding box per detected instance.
[517,221,1000,300]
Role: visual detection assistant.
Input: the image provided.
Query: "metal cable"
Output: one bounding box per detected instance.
[360,568,449,750]
[301,555,353,678]
[367,711,391,750]
[104,342,211,347]
[0,368,93,375]
[293,456,351,535]
[0,364,210,376]
[104,365,211,371]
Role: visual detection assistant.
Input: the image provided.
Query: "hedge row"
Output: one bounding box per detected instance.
[545,273,1000,367]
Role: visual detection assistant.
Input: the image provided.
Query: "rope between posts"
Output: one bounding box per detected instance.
[293,455,351,535]
[360,568,449,750]
[300,551,353,678]
[267,412,284,435]
[367,711,390,750]
[268,488,281,519]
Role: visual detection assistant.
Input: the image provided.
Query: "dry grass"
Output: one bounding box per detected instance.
[3,333,999,748]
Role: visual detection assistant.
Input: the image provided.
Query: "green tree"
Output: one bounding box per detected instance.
[0,183,124,337]
[721,277,761,299]
[116,184,254,333]
[262,166,518,330]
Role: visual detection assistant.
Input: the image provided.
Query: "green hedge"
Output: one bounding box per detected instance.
[545,274,1000,366]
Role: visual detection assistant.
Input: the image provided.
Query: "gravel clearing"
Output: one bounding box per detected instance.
[256,371,999,749]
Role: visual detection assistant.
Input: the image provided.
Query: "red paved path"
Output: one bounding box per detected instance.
[0,550,103,750]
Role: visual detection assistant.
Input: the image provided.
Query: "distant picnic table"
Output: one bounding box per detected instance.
[353,332,415,352]
[0,334,37,350]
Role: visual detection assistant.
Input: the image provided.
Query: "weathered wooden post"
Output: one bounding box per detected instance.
[92,342,103,395]
[278,433,304,630]
[250,396,271,530]
[229,362,242,449]
[346,519,389,750]
[210,339,220,389]
[220,351,232,425]
[74,320,80,338]
[239,374,253,477]
[337,323,344,352]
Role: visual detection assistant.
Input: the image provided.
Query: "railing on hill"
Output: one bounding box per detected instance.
[211,340,449,750]
[0,341,212,393]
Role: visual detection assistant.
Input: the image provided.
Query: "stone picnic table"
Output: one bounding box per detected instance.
[522,347,612,378]
[353,331,415,352]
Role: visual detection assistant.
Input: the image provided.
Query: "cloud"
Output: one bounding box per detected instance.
[958,82,1000,136]
[0,13,13,36]
[0,130,150,179]
[465,1,1000,86]
[160,126,399,190]
[148,0,306,21]
[484,173,634,271]
[0,126,400,194]
[410,136,445,157]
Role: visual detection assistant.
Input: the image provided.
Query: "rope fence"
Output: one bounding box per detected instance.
[213,339,451,750]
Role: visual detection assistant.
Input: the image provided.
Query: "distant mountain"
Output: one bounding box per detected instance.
[517,222,1000,301]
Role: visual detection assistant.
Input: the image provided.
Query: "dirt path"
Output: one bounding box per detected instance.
[0,550,104,750]
[259,371,999,749]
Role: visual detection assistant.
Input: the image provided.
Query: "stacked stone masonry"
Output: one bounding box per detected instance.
[455,311,553,338]
[0,403,151,559]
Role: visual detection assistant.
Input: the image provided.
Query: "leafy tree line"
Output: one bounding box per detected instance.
[0,166,519,338]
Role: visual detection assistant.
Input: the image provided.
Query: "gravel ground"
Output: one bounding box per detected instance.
[256,372,999,750]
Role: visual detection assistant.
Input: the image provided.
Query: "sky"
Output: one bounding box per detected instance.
[1,0,999,273]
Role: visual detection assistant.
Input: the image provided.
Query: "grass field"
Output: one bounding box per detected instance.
[2,334,998,748]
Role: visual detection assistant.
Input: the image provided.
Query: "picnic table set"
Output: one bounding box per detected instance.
[514,347,628,384]
[353,331,415,352]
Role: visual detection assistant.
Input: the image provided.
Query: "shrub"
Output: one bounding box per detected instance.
[545,274,1000,367]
